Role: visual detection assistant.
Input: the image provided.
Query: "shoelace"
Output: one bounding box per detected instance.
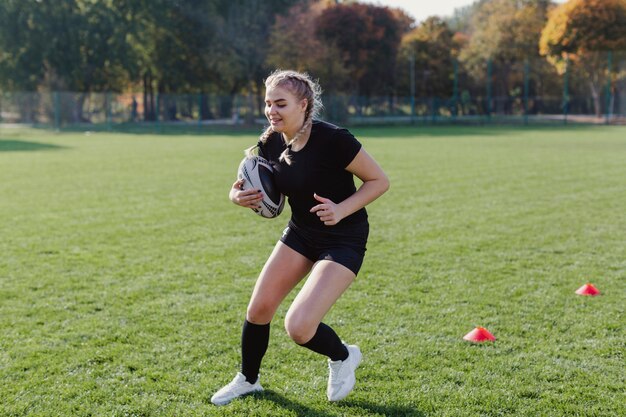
[223,377,247,393]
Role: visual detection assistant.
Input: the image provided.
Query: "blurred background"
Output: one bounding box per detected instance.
[0,0,624,128]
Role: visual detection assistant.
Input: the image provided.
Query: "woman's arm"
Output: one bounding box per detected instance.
[310,148,389,226]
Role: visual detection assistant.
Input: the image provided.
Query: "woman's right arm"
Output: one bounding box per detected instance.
[229,179,264,209]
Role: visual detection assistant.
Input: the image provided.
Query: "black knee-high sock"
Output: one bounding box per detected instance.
[298,322,349,362]
[241,320,270,383]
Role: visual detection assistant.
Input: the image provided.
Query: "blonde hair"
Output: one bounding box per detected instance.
[247,69,323,165]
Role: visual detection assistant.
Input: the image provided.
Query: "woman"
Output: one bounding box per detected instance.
[211,69,389,406]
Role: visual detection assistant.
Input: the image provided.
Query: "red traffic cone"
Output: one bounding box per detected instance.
[575,283,600,296]
[463,326,496,343]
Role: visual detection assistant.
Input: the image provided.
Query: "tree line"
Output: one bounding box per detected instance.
[1,0,625,120]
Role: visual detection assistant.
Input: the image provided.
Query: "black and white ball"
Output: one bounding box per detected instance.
[237,156,285,219]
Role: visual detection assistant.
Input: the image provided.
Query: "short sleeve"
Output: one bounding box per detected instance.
[333,128,362,168]
[256,132,284,163]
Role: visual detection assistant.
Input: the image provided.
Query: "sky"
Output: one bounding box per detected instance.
[359,0,566,23]
[359,0,476,22]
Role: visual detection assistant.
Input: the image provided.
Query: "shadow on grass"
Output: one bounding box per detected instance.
[259,390,334,417]
[339,399,426,417]
[0,139,66,152]
[261,390,425,417]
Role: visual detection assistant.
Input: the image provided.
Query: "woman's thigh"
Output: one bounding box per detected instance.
[284,260,356,342]
[246,241,314,324]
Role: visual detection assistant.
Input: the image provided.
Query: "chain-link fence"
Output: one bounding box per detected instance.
[2,56,625,129]
[2,90,623,129]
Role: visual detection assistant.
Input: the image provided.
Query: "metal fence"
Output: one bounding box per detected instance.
[1,54,625,128]
[1,91,624,129]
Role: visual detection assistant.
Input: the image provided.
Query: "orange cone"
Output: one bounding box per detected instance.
[463,326,496,343]
[575,283,600,296]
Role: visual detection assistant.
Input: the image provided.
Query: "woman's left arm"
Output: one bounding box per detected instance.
[311,148,390,226]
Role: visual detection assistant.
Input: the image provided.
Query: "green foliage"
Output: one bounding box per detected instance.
[0,0,622,109]
[0,0,59,90]
[459,0,552,79]
[0,126,625,416]
[461,0,550,64]
[397,17,457,97]
[0,0,137,92]
[0,0,306,96]
[453,0,558,111]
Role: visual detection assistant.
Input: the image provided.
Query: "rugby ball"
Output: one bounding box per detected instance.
[237,156,285,218]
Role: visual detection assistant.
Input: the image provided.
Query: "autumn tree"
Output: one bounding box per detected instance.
[315,3,403,98]
[459,0,554,113]
[397,17,458,100]
[388,6,417,34]
[266,1,350,95]
[539,0,626,116]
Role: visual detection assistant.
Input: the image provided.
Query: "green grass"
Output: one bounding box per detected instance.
[1,125,624,416]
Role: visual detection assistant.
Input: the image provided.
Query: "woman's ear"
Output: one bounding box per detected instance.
[301,98,308,113]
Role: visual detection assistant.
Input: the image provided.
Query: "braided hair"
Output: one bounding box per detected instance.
[247,70,323,165]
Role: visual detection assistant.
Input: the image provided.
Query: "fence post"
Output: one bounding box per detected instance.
[453,58,458,120]
[563,56,569,125]
[524,59,529,126]
[54,91,60,130]
[198,93,202,127]
[234,95,240,125]
[605,51,613,125]
[156,93,161,133]
[106,92,112,131]
[486,59,492,123]
[409,53,415,124]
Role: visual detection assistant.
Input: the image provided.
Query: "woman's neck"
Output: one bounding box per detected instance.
[283,122,312,151]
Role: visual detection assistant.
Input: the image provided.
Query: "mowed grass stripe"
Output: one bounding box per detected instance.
[0,126,624,416]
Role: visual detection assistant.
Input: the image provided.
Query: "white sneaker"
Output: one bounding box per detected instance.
[211,372,263,406]
[327,344,362,401]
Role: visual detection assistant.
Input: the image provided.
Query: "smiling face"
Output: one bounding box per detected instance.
[264,85,307,140]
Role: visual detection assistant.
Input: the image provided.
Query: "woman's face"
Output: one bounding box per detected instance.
[265,85,307,139]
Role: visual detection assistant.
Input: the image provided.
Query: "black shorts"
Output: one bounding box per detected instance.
[279,220,369,275]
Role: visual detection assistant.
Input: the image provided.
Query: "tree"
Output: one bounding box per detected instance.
[266,1,350,94]
[387,6,416,34]
[446,1,483,34]
[0,0,135,121]
[539,0,626,116]
[120,0,226,120]
[397,17,458,99]
[206,0,306,122]
[0,1,91,92]
[316,3,403,99]
[458,0,554,113]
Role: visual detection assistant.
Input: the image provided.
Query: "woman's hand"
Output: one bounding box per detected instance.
[229,179,263,209]
[310,193,345,226]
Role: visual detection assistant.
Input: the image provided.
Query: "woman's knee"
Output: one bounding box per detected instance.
[284,310,317,344]
[246,300,276,324]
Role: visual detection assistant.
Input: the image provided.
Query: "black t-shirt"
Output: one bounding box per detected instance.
[258,120,368,229]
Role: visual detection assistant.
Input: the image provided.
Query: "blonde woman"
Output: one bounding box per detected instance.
[212,69,389,405]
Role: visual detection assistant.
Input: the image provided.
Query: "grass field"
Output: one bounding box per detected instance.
[1,125,624,416]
